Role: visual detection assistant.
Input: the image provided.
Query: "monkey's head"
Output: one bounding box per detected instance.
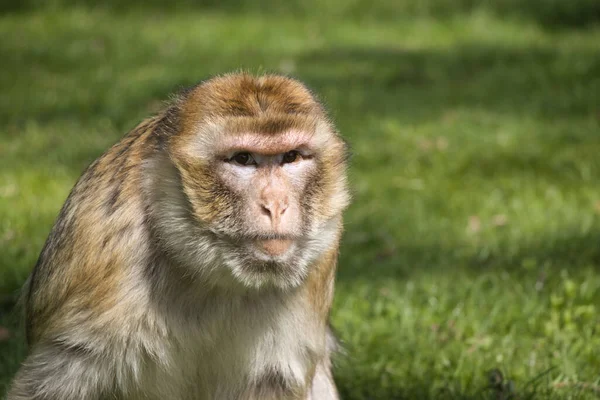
[145,73,350,290]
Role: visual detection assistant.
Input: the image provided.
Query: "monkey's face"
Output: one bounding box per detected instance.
[150,74,350,290]
[171,122,349,290]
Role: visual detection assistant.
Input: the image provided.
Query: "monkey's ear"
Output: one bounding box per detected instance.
[173,83,198,100]
[153,82,202,149]
[153,105,182,150]
[340,137,353,164]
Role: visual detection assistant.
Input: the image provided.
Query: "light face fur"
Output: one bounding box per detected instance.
[8,73,349,400]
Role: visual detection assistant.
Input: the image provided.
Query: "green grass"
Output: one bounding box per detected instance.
[1,1,600,398]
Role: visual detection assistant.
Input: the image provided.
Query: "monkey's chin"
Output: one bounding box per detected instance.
[221,240,310,290]
[254,238,294,258]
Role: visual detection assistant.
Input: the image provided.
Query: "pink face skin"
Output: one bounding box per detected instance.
[173,121,346,289]
[215,131,319,260]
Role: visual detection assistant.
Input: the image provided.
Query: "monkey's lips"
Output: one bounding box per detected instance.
[254,238,294,257]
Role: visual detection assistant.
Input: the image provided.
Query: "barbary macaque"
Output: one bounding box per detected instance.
[7,73,350,400]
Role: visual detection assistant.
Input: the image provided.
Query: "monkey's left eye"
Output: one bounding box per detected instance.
[282,150,301,164]
[231,152,256,166]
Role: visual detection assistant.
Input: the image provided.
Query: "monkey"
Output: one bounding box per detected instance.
[7,73,350,400]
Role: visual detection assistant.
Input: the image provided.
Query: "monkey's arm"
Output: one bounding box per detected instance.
[309,361,339,400]
[7,342,113,400]
[308,326,340,400]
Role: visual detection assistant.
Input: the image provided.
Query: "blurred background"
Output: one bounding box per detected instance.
[1,0,599,398]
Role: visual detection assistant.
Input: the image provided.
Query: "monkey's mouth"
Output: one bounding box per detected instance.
[254,238,294,257]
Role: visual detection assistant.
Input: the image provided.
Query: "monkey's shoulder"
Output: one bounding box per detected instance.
[25,117,162,344]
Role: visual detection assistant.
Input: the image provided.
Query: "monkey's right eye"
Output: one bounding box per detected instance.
[230,152,256,166]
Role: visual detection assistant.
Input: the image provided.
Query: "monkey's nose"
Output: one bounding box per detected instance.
[260,199,288,221]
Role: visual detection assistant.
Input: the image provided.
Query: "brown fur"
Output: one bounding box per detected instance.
[8,73,349,400]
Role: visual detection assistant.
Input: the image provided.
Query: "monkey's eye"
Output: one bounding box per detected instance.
[231,152,256,166]
[282,150,301,164]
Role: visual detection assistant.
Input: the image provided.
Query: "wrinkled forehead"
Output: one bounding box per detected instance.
[221,114,319,136]
[177,115,336,159]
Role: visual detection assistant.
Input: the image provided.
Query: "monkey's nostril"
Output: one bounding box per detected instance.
[260,205,272,217]
[259,199,287,220]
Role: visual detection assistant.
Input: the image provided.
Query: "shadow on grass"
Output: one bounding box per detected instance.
[0,298,26,394]
[338,229,600,284]
[2,0,600,29]
[2,43,599,173]
[296,45,600,122]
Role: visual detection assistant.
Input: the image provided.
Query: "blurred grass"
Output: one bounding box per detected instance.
[1,1,600,399]
[3,0,600,28]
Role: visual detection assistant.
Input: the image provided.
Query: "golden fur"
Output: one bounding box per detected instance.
[8,73,350,400]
